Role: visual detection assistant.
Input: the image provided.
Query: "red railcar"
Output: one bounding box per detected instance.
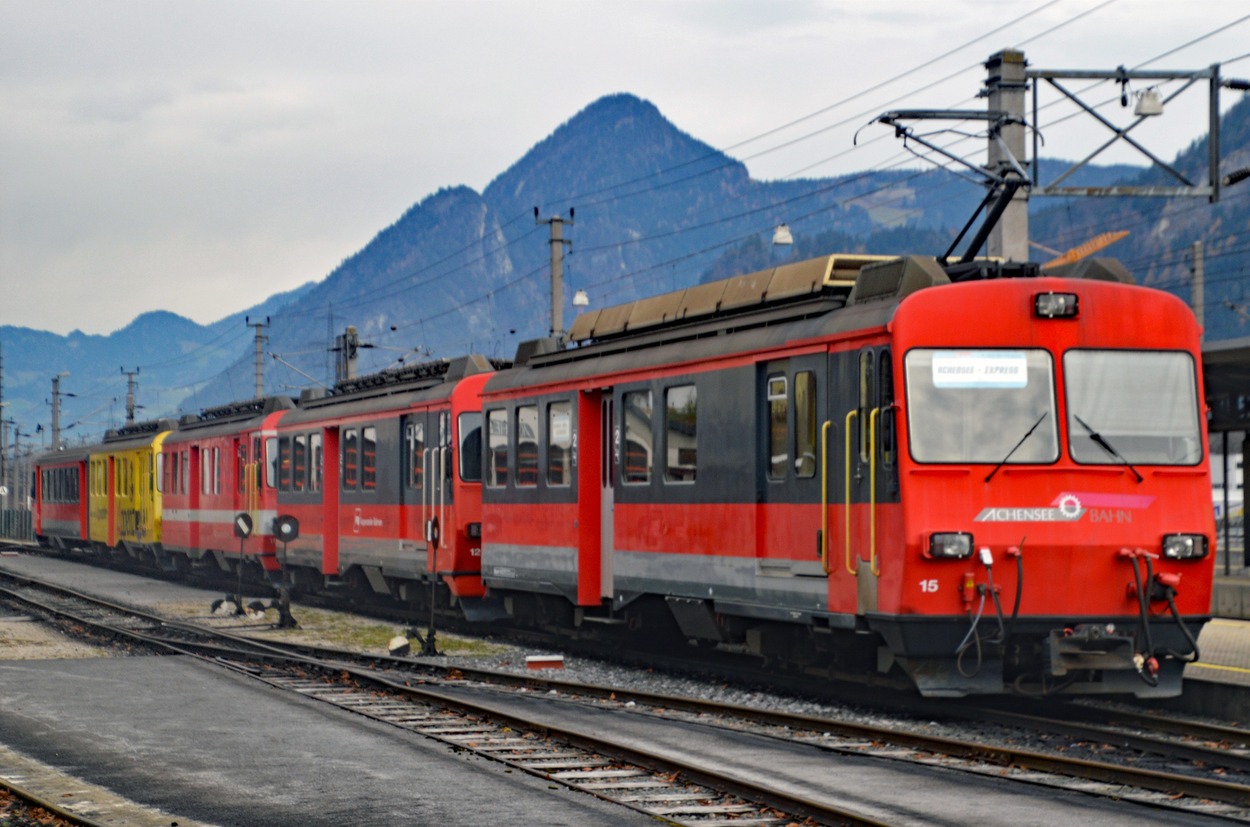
[34,444,91,551]
[271,356,497,609]
[478,254,1213,696]
[160,397,293,576]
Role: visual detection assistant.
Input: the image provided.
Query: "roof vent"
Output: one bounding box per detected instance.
[849,256,949,304]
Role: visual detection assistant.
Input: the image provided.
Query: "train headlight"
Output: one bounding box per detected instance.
[1035,292,1079,318]
[1162,534,1208,560]
[927,532,973,559]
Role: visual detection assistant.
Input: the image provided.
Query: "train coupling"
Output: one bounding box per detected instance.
[1046,623,1135,676]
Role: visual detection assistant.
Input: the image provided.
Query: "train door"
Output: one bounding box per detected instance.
[837,345,896,615]
[425,410,451,573]
[233,437,248,521]
[763,358,827,574]
[571,390,608,604]
[401,411,430,571]
[106,455,117,547]
[600,394,615,599]
[321,425,340,576]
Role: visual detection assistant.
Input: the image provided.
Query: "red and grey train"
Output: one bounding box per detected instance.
[34,253,1215,697]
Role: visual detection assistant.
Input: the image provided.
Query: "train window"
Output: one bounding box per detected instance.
[252,437,262,491]
[622,390,652,485]
[310,433,323,492]
[767,375,787,480]
[155,453,164,494]
[878,350,895,467]
[213,447,221,494]
[293,435,307,491]
[277,438,291,490]
[276,439,290,492]
[858,351,874,463]
[182,450,189,494]
[342,429,359,490]
[795,371,817,478]
[236,444,247,494]
[664,385,697,483]
[905,349,1058,464]
[362,426,377,490]
[458,413,482,482]
[264,439,277,489]
[548,401,572,486]
[516,406,539,487]
[487,409,508,487]
[406,421,424,489]
[1064,350,1202,466]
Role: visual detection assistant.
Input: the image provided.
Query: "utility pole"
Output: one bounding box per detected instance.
[335,326,361,384]
[535,207,574,340]
[986,50,1029,261]
[122,367,140,423]
[51,372,70,451]
[246,316,270,399]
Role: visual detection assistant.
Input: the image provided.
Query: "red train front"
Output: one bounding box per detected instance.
[880,261,1211,695]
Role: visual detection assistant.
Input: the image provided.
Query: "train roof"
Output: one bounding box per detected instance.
[33,442,93,466]
[280,353,501,424]
[487,253,1138,393]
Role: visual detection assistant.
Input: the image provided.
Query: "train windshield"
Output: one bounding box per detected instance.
[904,349,1058,464]
[1064,349,1202,466]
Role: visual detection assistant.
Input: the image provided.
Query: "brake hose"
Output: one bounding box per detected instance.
[1127,552,1159,687]
[956,590,987,677]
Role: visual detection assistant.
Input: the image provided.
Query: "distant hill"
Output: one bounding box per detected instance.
[3,91,1247,443]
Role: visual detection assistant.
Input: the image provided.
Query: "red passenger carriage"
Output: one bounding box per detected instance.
[160,397,293,577]
[271,356,497,609]
[34,444,90,551]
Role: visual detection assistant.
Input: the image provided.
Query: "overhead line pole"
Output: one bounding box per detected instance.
[986,50,1029,261]
[535,207,574,340]
[122,367,140,423]
[246,317,270,399]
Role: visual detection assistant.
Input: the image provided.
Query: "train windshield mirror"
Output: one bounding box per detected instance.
[1064,350,1201,466]
[905,349,1058,464]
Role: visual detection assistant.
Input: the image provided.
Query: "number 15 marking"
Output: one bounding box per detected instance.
[919,579,939,593]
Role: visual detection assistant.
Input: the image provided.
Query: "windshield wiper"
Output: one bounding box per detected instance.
[985,412,1047,482]
[1072,414,1144,483]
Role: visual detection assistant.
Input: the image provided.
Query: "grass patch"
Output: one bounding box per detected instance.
[157,599,508,656]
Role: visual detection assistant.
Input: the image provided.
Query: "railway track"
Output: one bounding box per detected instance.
[2,565,1249,826]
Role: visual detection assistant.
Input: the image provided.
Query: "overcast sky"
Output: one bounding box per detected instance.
[2,0,1248,336]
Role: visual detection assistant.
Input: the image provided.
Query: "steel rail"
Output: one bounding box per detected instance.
[0,777,111,827]
[6,568,1249,816]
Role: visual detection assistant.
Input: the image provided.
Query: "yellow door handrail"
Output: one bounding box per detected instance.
[869,407,880,577]
[820,420,832,574]
[844,409,858,575]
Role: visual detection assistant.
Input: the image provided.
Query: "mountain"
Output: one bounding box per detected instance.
[0,280,316,444]
[4,91,1248,444]
[190,94,991,407]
